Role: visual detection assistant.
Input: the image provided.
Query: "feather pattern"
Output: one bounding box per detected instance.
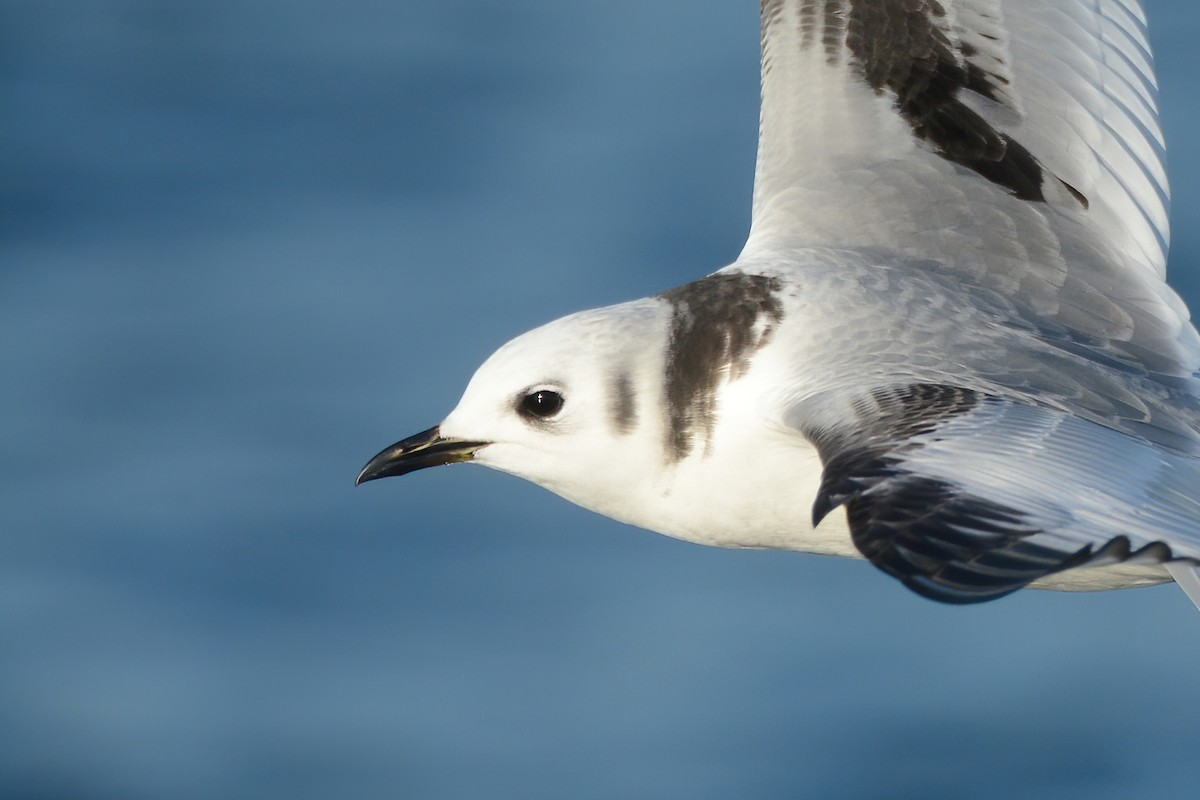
[727,1,1200,602]
[747,0,1194,372]
[801,383,1200,602]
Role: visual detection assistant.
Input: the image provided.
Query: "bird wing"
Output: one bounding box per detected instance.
[735,0,1200,603]
[800,382,1200,603]
[742,0,1198,373]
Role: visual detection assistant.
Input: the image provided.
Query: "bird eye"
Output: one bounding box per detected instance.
[519,389,564,420]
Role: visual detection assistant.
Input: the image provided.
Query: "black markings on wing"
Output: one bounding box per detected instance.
[783,0,1087,207]
[845,475,1095,603]
[810,384,981,524]
[660,272,784,461]
[807,385,1139,603]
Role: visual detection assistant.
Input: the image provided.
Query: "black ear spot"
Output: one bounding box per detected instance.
[519,389,564,420]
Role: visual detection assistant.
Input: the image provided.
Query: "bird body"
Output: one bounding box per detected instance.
[360,0,1200,608]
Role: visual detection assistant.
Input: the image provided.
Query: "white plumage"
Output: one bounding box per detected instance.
[359,1,1200,611]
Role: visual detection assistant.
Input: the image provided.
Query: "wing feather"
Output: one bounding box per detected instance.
[748,0,1167,268]
[743,1,1190,371]
[804,384,1200,603]
[739,2,1200,606]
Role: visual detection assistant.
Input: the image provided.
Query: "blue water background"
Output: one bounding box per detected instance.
[4,1,1200,797]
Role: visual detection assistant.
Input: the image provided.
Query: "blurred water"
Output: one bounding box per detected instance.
[4,1,1200,798]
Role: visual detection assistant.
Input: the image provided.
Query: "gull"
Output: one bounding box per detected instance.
[358,0,1200,609]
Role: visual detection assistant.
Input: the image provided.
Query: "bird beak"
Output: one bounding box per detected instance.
[355,426,488,485]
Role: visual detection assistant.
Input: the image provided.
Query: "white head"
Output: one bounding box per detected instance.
[356,298,669,519]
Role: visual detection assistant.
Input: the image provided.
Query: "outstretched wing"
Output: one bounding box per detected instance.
[748,0,1166,269]
[743,0,1198,373]
[804,384,1200,603]
[740,0,1200,603]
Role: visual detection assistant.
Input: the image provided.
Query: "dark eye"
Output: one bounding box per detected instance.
[519,389,564,420]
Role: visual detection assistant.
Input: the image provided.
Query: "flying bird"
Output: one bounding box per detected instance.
[359,0,1200,609]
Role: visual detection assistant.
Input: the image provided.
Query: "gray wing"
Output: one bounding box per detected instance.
[804,383,1200,604]
[734,0,1200,604]
[750,0,1167,270]
[743,0,1200,374]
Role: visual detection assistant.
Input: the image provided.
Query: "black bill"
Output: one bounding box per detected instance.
[356,426,488,485]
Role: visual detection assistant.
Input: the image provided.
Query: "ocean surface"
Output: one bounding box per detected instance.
[4,2,1200,797]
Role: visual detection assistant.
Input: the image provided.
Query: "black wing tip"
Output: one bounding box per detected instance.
[845,474,1087,606]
